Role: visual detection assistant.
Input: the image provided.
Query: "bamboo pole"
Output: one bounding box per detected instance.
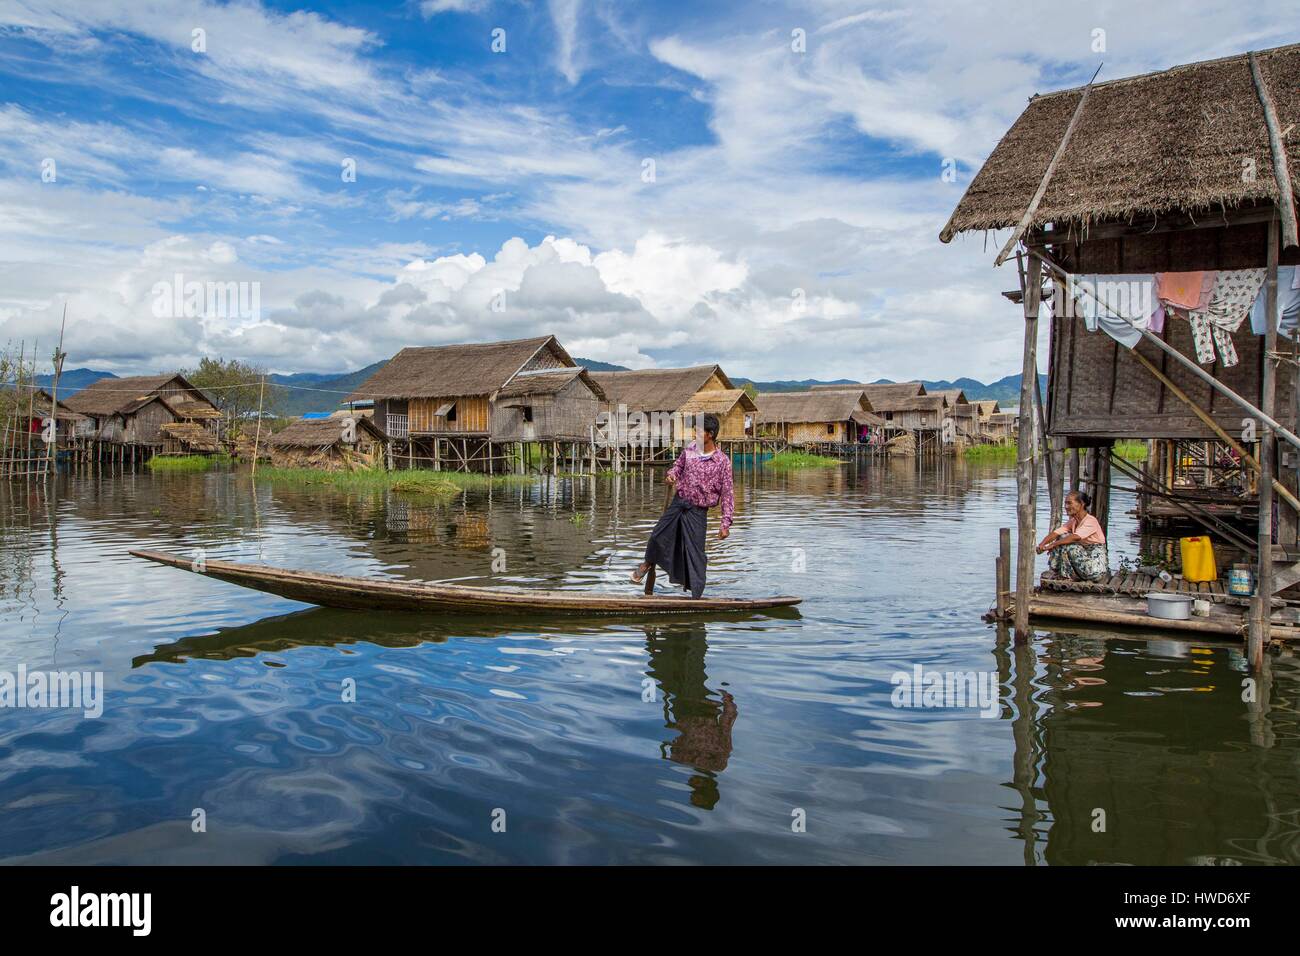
[1249,51,1299,249]
[996,527,1011,620]
[1127,347,1300,514]
[1014,254,1043,642]
[1249,219,1280,667]
[994,68,1099,266]
[250,375,266,478]
[1034,369,1063,527]
[47,305,67,479]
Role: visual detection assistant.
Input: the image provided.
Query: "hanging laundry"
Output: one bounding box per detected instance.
[1201,268,1266,327]
[1188,314,1239,366]
[1149,304,1165,334]
[1155,271,1215,310]
[1071,273,1153,348]
[1249,266,1300,336]
[1185,268,1266,367]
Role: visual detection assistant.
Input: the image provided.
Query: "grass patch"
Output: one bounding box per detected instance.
[1114,440,1149,462]
[147,455,223,472]
[962,441,1149,463]
[255,466,530,496]
[963,443,1017,461]
[763,451,845,469]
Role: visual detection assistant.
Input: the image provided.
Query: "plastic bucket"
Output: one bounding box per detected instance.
[1227,565,1255,597]
[1146,592,1193,621]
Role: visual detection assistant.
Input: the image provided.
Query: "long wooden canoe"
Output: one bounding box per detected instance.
[130,550,803,616]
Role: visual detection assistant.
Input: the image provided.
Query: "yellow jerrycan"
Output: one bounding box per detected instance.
[1180,536,1217,583]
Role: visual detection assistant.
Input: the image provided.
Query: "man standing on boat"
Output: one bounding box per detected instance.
[632,413,734,598]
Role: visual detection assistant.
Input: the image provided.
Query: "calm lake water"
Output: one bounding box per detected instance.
[0,460,1297,865]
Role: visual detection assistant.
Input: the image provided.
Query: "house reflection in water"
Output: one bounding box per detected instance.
[644,624,737,810]
[996,625,1300,866]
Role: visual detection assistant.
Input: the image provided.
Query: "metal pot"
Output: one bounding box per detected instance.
[1146,592,1193,621]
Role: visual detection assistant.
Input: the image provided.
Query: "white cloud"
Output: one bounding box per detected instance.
[549,0,585,84]
[3,0,1299,384]
[419,0,487,15]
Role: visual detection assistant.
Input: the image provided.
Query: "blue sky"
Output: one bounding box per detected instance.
[0,1,1295,380]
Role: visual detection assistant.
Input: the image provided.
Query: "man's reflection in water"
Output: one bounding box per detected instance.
[644,624,737,810]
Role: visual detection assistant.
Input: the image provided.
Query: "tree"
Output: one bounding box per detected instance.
[184,357,285,437]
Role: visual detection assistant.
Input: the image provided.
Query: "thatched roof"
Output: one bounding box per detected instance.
[589,365,733,411]
[168,400,221,420]
[941,43,1300,241]
[160,422,219,452]
[270,416,387,449]
[851,409,886,427]
[754,390,868,424]
[842,382,927,409]
[348,336,571,401]
[799,386,876,412]
[886,395,948,416]
[0,387,85,422]
[974,399,1001,416]
[929,389,969,407]
[62,374,211,417]
[494,366,606,401]
[678,388,757,416]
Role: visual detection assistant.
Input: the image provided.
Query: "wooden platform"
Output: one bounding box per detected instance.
[1138,499,1256,523]
[1023,592,1298,641]
[1039,569,1247,605]
[1022,572,1300,641]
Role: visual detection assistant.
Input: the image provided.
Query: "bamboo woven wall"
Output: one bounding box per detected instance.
[788,421,846,443]
[123,401,176,444]
[716,405,749,440]
[888,410,942,431]
[491,379,602,441]
[409,395,490,433]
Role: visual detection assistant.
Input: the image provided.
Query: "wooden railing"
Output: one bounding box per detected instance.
[386,413,409,439]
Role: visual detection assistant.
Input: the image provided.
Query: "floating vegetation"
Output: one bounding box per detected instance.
[147,455,223,472]
[254,466,529,496]
[1114,440,1150,462]
[763,451,845,469]
[963,444,1017,461]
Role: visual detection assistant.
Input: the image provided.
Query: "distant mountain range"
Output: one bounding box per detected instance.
[38,364,1045,415]
[733,373,1046,403]
[868,374,1048,404]
[32,367,121,395]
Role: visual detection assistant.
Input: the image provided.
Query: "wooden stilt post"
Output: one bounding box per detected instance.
[1095,443,1113,536]
[996,527,1011,620]
[250,374,266,479]
[1014,252,1043,642]
[1249,218,1281,667]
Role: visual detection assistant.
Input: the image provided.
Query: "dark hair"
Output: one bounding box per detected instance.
[1068,489,1092,509]
[702,413,720,440]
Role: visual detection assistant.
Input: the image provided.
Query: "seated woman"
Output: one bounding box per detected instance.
[1036,490,1109,582]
